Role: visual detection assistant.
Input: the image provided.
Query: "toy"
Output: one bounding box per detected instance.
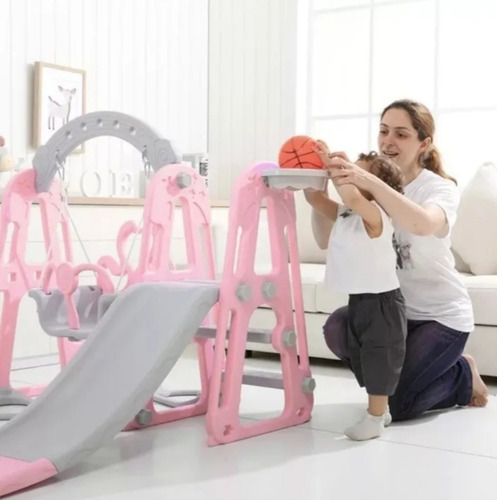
[0,112,314,496]
[0,135,15,172]
[278,135,324,169]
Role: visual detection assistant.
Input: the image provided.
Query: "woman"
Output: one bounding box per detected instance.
[305,99,488,421]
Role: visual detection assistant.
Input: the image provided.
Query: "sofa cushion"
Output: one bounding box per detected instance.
[460,273,497,326]
[312,272,497,326]
[451,248,471,274]
[315,281,348,314]
[294,191,328,264]
[300,267,497,327]
[300,263,348,315]
[298,263,327,312]
[451,162,497,275]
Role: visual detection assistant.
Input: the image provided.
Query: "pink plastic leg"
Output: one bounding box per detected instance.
[206,163,314,446]
[123,336,216,431]
[0,456,57,497]
[57,338,83,368]
[0,294,22,388]
[0,170,76,400]
[107,165,218,430]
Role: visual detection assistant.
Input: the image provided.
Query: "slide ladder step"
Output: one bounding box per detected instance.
[196,326,272,344]
[222,369,316,393]
[242,369,284,389]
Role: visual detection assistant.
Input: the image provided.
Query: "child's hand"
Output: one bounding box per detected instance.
[314,141,351,170]
[328,151,351,162]
[313,140,332,167]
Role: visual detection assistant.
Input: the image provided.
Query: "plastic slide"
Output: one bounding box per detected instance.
[0,281,219,497]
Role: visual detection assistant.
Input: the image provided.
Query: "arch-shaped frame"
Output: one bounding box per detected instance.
[32,111,179,193]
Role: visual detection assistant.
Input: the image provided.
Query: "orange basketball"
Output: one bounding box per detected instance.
[278,135,324,169]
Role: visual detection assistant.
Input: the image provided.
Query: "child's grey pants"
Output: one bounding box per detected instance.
[348,288,407,396]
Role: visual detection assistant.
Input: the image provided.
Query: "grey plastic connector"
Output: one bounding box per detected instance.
[196,326,272,344]
[0,388,31,408]
[153,389,200,408]
[176,172,192,189]
[282,330,297,348]
[261,281,277,300]
[301,377,316,394]
[135,409,153,427]
[236,283,252,302]
[241,370,284,389]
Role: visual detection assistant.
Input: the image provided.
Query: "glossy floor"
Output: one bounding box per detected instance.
[4,351,497,500]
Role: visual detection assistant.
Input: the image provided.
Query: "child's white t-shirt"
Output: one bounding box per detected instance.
[325,201,399,295]
[394,169,474,332]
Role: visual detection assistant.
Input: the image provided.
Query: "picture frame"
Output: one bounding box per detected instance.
[32,61,86,153]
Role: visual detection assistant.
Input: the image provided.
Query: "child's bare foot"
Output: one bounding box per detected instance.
[463,354,489,407]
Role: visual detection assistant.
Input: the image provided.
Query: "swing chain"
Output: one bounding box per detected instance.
[55,154,68,203]
[142,148,153,179]
[55,154,66,178]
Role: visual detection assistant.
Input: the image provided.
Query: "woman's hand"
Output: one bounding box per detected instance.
[328,157,376,193]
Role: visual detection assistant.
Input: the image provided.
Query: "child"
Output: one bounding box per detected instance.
[306,145,407,441]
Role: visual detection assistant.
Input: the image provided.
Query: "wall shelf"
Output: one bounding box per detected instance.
[67,197,230,207]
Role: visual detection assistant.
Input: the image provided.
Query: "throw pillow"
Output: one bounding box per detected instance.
[451,162,497,275]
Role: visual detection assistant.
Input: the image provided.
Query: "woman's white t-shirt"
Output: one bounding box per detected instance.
[394,169,474,332]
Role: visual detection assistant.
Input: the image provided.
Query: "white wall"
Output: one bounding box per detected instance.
[0,0,208,197]
[0,0,300,200]
[208,0,299,200]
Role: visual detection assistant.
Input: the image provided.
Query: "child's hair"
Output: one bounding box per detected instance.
[357,151,404,194]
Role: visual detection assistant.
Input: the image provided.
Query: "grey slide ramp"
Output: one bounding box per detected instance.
[0,281,219,473]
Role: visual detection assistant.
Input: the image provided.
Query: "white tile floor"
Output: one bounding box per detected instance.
[3,351,497,500]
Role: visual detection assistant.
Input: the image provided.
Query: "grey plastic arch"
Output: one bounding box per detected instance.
[32,111,179,193]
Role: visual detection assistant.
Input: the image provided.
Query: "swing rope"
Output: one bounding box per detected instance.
[41,149,154,293]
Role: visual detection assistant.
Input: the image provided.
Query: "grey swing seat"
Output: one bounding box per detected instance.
[29,262,118,341]
[29,286,118,341]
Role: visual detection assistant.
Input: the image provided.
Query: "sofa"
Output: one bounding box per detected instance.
[240,165,497,378]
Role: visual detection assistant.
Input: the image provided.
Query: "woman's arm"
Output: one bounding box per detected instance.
[368,177,446,236]
[329,159,447,236]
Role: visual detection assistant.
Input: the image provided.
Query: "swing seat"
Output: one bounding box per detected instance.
[29,286,117,341]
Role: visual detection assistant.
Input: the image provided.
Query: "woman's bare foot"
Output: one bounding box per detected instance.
[463,354,489,407]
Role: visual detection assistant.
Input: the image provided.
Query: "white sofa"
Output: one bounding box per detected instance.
[242,178,497,378]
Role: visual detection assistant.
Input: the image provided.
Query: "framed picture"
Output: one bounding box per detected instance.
[32,62,86,153]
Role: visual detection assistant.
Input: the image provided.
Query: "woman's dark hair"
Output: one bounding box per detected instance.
[358,151,404,194]
[381,99,457,185]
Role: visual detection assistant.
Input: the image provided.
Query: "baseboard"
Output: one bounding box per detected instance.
[11,354,59,371]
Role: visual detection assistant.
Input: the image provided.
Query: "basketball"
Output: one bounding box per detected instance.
[278,135,324,169]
